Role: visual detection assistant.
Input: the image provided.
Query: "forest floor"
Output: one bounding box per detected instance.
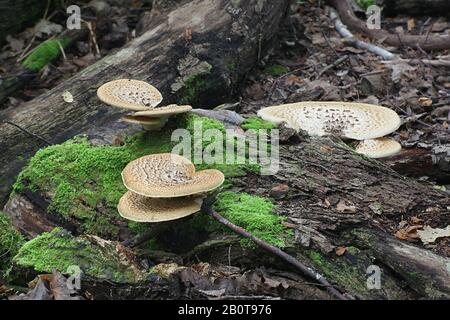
[1,1,449,300]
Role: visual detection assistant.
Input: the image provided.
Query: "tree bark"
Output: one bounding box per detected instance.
[0,0,290,206]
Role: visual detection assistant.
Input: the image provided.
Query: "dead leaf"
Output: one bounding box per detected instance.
[62,91,74,103]
[418,97,432,107]
[336,199,356,213]
[407,18,415,32]
[335,246,346,256]
[34,19,63,37]
[395,225,422,241]
[284,75,301,86]
[417,225,450,244]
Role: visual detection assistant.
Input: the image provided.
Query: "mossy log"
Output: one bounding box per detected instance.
[0,0,290,205]
[5,121,450,299]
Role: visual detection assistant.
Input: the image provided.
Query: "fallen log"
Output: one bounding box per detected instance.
[5,123,450,299]
[0,0,290,206]
[385,147,450,184]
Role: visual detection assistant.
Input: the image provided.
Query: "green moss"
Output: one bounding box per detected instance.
[263,64,289,77]
[0,212,25,275]
[13,115,260,239]
[22,38,71,72]
[306,250,368,294]
[13,228,144,283]
[213,192,292,248]
[241,117,276,131]
[178,72,212,105]
[13,131,173,238]
[356,0,375,9]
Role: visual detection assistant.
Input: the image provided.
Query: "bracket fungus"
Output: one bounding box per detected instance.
[257,101,401,140]
[97,79,192,131]
[97,79,163,110]
[355,138,402,158]
[118,153,224,222]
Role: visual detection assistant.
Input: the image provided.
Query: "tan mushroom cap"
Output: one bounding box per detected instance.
[257,101,401,140]
[121,115,167,131]
[97,79,163,111]
[118,191,202,222]
[121,115,162,125]
[122,153,225,198]
[355,138,402,158]
[134,104,192,118]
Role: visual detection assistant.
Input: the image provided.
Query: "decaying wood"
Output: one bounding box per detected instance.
[201,196,349,300]
[0,0,290,206]
[6,125,450,299]
[328,0,450,51]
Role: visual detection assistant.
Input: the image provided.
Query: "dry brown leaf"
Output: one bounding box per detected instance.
[336,199,356,213]
[407,18,415,32]
[335,246,347,256]
[395,225,422,241]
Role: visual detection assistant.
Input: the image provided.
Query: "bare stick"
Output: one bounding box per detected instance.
[201,196,349,300]
[328,7,395,60]
[328,0,450,51]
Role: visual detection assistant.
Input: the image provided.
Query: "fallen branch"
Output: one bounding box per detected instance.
[201,195,350,301]
[328,0,450,51]
[328,7,395,60]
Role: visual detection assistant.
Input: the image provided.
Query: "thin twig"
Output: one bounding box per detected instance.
[317,55,348,78]
[2,121,52,145]
[328,7,395,60]
[201,195,349,300]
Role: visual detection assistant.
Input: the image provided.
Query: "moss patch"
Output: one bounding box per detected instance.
[241,117,276,131]
[263,64,289,77]
[22,38,71,72]
[13,228,145,283]
[212,192,292,248]
[356,0,375,9]
[0,212,25,275]
[13,114,259,239]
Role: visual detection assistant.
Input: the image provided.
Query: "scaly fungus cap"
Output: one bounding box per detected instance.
[118,191,202,222]
[134,104,192,118]
[97,79,163,111]
[122,153,225,198]
[257,101,401,140]
[355,138,402,158]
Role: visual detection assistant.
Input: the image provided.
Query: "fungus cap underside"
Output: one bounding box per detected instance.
[118,191,202,222]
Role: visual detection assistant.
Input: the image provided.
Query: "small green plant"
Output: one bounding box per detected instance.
[356,0,375,10]
[264,64,289,77]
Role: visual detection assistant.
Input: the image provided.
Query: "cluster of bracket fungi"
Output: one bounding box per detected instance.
[97,79,192,131]
[258,101,402,158]
[118,153,224,222]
